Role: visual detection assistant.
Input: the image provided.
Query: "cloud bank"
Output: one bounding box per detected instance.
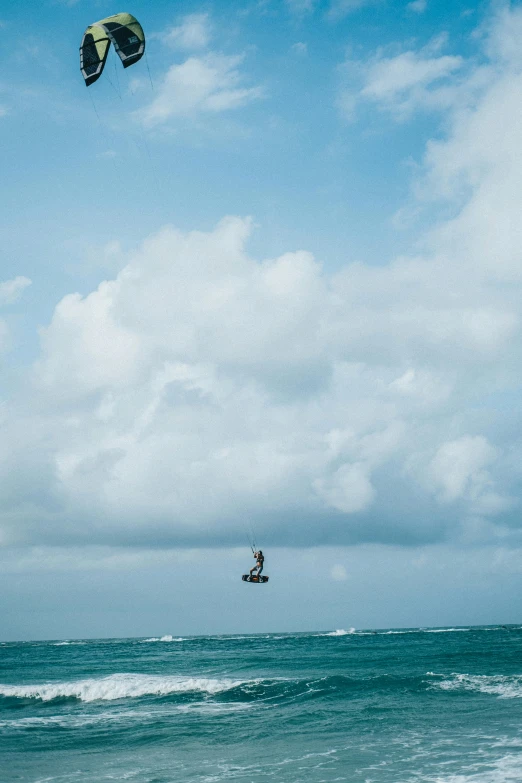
[3,6,522,555]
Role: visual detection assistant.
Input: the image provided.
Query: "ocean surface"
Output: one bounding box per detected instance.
[1,626,522,783]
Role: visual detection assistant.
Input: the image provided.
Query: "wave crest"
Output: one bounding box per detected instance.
[141,635,185,643]
[430,673,522,699]
[0,673,245,703]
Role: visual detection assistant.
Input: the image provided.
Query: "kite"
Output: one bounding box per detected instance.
[80,13,145,87]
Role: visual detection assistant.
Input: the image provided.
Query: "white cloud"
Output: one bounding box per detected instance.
[328,0,379,20]
[415,7,522,279]
[138,54,264,128]
[163,14,211,50]
[4,7,522,555]
[36,282,141,394]
[0,320,8,352]
[96,150,116,160]
[482,4,522,67]
[314,463,375,513]
[1,191,520,549]
[389,369,451,407]
[344,39,464,120]
[291,42,308,56]
[362,51,462,102]
[407,0,427,13]
[0,277,29,350]
[428,436,497,504]
[330,564,348,581]
[0,276,31,305]
[286,0,318,14]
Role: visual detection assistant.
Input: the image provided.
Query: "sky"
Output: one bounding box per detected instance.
[2,0,522,640]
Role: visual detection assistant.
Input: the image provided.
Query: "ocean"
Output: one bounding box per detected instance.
[1,626,522,782]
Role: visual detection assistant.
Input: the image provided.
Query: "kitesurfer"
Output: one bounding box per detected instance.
[250,550,264,577]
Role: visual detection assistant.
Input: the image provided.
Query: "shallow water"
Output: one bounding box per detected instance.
[1,625,522,782]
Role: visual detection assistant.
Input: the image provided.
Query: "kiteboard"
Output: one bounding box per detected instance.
[242,574,269,584]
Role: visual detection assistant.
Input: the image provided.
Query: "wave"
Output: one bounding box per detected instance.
[141,635,185,643]
[428,673,522,699]
[0,672,434,705]
[426,751,522,782]
[267,635,295,640]
[0,702,252,730]
[11,625,515,649]
[355,627,468,636]
[0,673,247,703]
[52,641,86,646]
[6,669,517,710]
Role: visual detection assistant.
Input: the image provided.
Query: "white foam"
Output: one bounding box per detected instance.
[0,710,151,729]
[356,628,467,635]
[52,641,86,646]
[321,628,356,637]
[0,673,247,703]
[222,635,262,641]
[430,673,522,699]
[141,635,185,643]
[0,702,252,730]
[422,752,522,781]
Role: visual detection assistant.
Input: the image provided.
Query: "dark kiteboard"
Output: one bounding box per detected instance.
[242,574,269,584]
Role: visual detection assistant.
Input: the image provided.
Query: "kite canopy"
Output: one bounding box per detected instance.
[80,12,145,87]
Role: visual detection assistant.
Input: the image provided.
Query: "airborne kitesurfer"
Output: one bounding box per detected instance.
[250,550,264,577]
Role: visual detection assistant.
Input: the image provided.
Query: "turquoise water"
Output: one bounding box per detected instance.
[1,626,522,782]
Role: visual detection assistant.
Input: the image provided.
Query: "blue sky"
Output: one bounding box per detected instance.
[2,0,522,640]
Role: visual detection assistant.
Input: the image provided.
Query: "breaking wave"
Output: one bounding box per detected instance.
[52,641,86,646]
[0,673,247,703]
[0,672,437,705]
[422,751,522,782]
[429,673,522,699]
[141,635,185,643]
